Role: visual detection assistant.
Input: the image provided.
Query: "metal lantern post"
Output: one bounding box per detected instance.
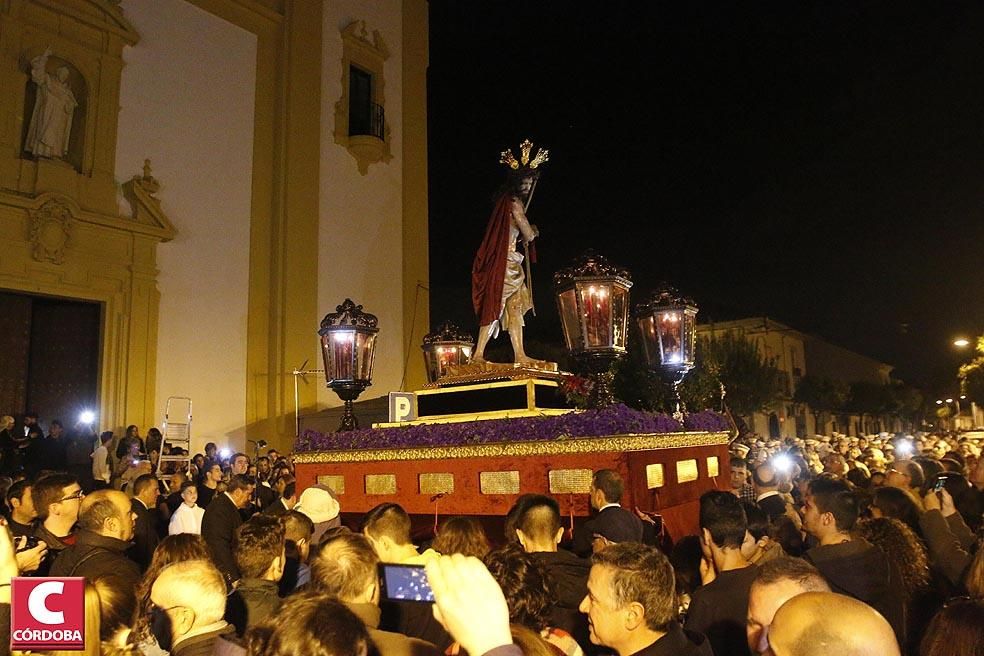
[635,284,698,417]
[421,321,474,383]
[553,251,633,407]
[318,299,379,431]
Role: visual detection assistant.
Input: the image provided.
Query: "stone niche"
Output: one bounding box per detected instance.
[0,1,175,433]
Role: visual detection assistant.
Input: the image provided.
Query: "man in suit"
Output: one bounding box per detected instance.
[262,481,296,517]
[202,473,255,586]
[572,469,643,557]
[753,463,788,522]
[129,473,162,571]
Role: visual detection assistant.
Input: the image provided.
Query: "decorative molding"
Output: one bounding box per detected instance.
[32,0,140,45]
[121,159,176,241]
[293,431,730,464]
[28,198,74,264]
[333,20,392,175]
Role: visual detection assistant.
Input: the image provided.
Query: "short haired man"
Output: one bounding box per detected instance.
[263,480,296,517]
[730,457,755,503]
[129,473,162,570]
[226,515,285,636]
[312,531,442,656]
[801,478,904,645]
[579,542,711,655]
[31,473,83,575]
[767,592,900,656]
[6,479,37,537]
[746,557,830,655]
[279,509,314,595]
[571,469,644,557]
[197,461,223,508]
[149,559,234,655]
[201,473,255,585]
[685,491,757,656]
[516,494,590,639]
[363,502,447,648]
[50,489,140,591]
[231,452,249,475]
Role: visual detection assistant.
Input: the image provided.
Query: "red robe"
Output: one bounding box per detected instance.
[472,194,514,326]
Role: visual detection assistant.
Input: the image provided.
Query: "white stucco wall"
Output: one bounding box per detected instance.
[116,0,256,451]
[319,1,406,407]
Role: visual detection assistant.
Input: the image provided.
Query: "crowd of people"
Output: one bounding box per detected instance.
[0,411,981,656]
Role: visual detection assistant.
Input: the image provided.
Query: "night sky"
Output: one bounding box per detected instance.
[426,1,984,394]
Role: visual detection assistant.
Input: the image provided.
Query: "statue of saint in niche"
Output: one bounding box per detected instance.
[25,48,78,160]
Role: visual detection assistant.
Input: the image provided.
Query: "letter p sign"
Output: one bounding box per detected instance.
[388,392,416,423]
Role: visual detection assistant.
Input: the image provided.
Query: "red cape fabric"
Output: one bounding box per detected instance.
[472,193,513,326]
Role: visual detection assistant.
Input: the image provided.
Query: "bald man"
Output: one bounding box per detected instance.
[746,558,830,655]
[768,592,899,656]
[50,489,140,591]
[753,463,787,521]
[150,559,235,655]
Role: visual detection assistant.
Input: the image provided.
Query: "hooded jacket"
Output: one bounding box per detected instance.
[804,539,905,645]
[49,529,140,590]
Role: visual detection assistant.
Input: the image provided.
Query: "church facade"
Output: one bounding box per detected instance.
[0,0,429,453]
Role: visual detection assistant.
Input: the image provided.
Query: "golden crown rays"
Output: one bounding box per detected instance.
[499,139,549,171]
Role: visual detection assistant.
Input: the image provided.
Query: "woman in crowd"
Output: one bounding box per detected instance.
[919,598,984,656]
[433,516,491,559]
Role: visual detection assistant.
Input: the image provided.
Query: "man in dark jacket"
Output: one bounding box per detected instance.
[31,473,83,576]
[225,515,285,636]
[801,477,905,646]
[201,474,255,586]
[685,491,757,656]
[516,494,590,640]
[572,469,643,557]
[128,473,161,571]
[50,489,140,592]
[753,463,788,521]
[579,542,712,656]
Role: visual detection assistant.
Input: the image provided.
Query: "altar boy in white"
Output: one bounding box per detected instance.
[169,481,205,535]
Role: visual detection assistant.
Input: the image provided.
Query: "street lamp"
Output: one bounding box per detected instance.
[421,321,474,383]
[553,251,632,407]
[954,338,970,348]
[319,299,379,431]
[635,284,699,417]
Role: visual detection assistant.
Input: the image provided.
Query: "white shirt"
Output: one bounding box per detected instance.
[168,503,205,535]
[91,444,111,483]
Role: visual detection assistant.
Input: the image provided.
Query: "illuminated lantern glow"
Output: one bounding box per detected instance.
[421,321,475,383]
[319,299,379,431]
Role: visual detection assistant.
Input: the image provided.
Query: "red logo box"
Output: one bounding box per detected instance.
[11,577,86,651]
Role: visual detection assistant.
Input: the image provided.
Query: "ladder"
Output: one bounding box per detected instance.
[158,396,193,486]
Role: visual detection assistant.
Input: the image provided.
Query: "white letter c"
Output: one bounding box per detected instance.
[28,581,65,625]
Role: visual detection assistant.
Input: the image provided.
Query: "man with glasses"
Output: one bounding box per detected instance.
[149,559,234,655]
[50,489,141,591]
[30,473,83,576]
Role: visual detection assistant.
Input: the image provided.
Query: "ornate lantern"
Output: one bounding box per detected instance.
[553,251,632,407]
[421,321,474,383]
[318,299,379,431]
[635,285,698,414]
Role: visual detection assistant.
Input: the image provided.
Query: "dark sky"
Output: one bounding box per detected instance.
[426,1,984,394]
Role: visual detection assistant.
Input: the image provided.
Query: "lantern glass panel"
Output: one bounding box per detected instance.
[637,314,658,365]
[658,311,684,365]
[324,329,356,382]
[612,285,629,349]
[354,332,376,381]
[557,288,581,351]
[579,283,612,348]
[683,312,696,363]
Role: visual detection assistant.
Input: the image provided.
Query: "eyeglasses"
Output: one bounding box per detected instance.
[943,595,983,608]
[148,601,189,615]
[60,490,85,502]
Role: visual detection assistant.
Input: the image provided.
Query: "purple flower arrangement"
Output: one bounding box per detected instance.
[295,404,728,453]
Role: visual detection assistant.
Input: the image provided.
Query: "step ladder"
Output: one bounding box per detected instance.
[158,396,192,487]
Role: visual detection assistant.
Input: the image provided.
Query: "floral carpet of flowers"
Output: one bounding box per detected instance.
[295,404,730,453]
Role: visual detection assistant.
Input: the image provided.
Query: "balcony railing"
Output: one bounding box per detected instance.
[350,102,385,140]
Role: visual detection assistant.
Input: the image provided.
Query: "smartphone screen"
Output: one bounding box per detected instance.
[378,563,435,603]
[934,477,947,493]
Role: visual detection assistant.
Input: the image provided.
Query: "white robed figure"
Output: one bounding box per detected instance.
[25,48,77,159]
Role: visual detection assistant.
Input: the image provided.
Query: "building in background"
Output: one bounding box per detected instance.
[699,317,894,438]
[0,0,430,454]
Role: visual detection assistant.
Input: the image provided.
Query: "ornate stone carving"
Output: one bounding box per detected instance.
[29,199,73,264]
[121,159,176,240]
